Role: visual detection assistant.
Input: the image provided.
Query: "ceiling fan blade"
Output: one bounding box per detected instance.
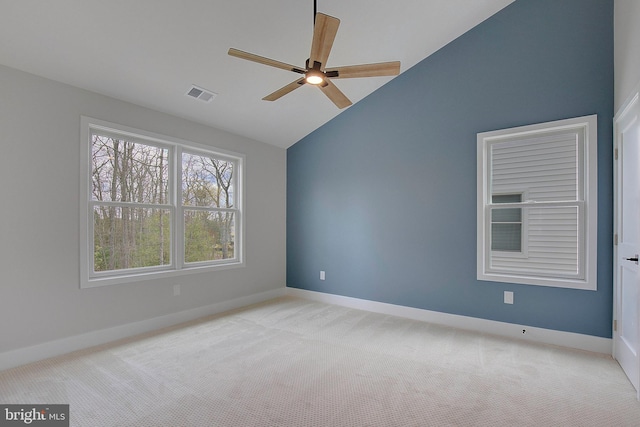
[228,48,306,74]
[319,79,352,109]
[325,61,401,79]
[262,78,306,101]
[309,13,340,71]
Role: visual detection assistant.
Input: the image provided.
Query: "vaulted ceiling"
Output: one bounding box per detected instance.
[0,0,513,148]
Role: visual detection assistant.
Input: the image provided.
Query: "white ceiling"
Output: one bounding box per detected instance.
[0,0,513,148]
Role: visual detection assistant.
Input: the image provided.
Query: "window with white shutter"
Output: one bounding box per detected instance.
[477,115,597,290]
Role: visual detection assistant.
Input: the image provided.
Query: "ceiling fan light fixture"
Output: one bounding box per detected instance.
[305,70,324,85]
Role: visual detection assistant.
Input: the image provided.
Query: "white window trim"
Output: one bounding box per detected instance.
[476,115,598,290]
[79,116,245,288]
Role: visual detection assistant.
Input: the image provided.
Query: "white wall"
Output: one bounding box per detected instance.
[0,65,286,354]
[615,0,640,111]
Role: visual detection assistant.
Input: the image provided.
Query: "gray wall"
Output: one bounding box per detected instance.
[615,0,640,111]
[287,0,614,338]
[0,65,286,353]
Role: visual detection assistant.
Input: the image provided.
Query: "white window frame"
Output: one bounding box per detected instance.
[80,117,244,288]
[477,115,597,290]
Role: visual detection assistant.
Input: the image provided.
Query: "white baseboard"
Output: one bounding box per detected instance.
[286,288,613,355]
[0,287,287,372]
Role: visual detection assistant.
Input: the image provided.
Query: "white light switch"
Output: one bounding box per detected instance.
[173,284,181,296]
[320,271,325,281]
[504,291,514,304]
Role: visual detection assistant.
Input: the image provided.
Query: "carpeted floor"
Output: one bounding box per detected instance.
[1,296,639,426]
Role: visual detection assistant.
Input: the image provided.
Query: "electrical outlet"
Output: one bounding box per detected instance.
[173,284,181,296]
[504,291,514,304]
[320,271,325,281]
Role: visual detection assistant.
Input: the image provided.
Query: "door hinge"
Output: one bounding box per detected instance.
[614,234,618,246]
[615,148,618,160]
[614,319,617,332]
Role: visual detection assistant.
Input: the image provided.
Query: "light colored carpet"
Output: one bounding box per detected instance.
[1,296,639,426]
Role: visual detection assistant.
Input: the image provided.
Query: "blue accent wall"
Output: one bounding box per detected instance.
[287,0,614,338]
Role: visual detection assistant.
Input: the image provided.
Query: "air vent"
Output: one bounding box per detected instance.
[186,85,217,103]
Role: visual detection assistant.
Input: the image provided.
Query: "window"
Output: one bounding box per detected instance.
[477,115,597,290]
[80,117,243,288]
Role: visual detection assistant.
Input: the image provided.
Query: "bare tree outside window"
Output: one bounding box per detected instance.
[90,133,238,274]
[182,152,235,263]
[82,118,243,287]
[91,136,170,272]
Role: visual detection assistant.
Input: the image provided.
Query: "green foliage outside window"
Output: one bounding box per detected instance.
[91,135,236,273]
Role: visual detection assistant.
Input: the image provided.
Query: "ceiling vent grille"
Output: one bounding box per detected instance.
[186,85,217,103]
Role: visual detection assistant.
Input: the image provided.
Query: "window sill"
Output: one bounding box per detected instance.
[81,261,245,289]
[477,271,596,291]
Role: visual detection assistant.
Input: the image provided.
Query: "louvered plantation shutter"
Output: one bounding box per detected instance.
[489,133,581,277]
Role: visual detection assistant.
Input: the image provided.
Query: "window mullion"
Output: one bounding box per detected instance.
[175,145,184,270]
[89,200,173,210]
[182,206,238,213]
[488,200,580,209]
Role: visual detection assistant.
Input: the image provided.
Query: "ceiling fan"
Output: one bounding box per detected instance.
[228,2,401,109]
